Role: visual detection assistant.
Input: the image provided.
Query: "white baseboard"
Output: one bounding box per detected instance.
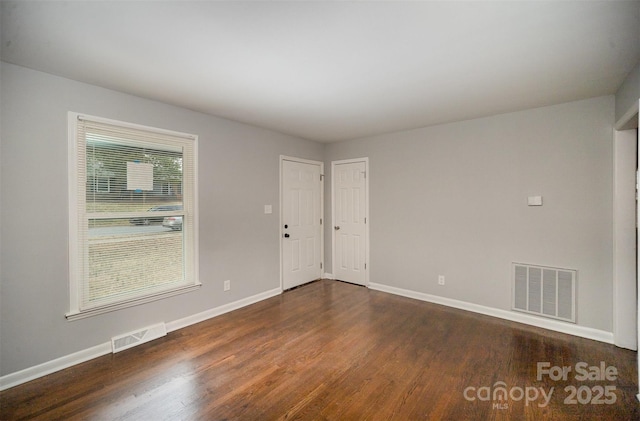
[0,287,283,391]
[368,282,614,344]
[0,342,113,391]
[1,282,615,391]
[322,272,334,279]
[166,287,282,332]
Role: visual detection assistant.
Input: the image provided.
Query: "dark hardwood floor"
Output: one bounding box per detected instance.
[1,280,638,420]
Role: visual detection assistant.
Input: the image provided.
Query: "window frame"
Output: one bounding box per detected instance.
[67,112,200,320]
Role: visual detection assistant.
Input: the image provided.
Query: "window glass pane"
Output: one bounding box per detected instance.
[87,217,185,305]
[85,137,183,212]
[95,177,110,192]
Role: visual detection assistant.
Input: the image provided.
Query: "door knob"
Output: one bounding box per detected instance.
[284,233,290,238]
[334,226,340,230]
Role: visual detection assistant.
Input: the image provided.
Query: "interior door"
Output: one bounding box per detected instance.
[281,158,323,290]
[333,160,368,286]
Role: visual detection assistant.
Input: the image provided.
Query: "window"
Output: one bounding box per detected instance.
[93,176,112,193]
[67,113,199,320]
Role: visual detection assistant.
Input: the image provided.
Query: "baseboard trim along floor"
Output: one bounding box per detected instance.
[0,281,614,391]
[0,287,282,391]
[368,282,613,344]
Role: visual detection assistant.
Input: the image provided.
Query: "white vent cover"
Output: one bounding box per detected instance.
[512,263,576,323]
[111,322,167,353]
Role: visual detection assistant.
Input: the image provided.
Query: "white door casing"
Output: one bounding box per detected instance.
[332,158,369,286]
[636,105,640,400]
[281,157,323,290]
[613,128,637,350]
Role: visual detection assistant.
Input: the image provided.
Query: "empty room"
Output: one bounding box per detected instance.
[1,1,640,420]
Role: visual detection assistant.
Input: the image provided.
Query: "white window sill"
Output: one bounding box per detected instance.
[65,283,201,321]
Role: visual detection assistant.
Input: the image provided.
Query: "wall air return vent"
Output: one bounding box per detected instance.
[512,263,576,323]
[111,322,167,353]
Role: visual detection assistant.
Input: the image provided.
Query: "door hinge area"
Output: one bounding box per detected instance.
[320,174,324,181]
[320,262,323,269]
[320,218,323,225]
[365,263,367,270]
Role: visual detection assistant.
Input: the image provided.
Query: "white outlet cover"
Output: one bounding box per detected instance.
[264,205,272,214]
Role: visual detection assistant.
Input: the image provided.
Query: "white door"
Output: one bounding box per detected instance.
[281,158,323,290]
[332,159,368,286]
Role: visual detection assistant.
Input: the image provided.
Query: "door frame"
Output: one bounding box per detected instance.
[279,155,324,291]
[613,98,639,400]
[331,157,370,286]
[613,128,637,351]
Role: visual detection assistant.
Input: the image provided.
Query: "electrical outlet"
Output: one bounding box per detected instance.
[438,275,445,286]
[224,280,231,291]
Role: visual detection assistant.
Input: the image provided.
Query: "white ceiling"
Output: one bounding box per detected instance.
[1,1,639,142]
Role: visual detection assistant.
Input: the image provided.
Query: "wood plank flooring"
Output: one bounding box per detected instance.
[1,280,638,420]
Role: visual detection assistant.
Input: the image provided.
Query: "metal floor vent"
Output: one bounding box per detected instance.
[512,263,576,323]
[111,322,167,353]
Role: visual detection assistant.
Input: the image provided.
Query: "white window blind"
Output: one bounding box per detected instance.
[67,113,199,319]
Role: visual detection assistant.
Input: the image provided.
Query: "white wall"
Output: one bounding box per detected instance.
[324,96,615,333]
[0,62,324,375]
[615,60,640,125]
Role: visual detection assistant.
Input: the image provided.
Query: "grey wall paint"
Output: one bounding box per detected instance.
[0,62,323,375]
[0,60,619,377]
[324,96,615,332]
[615,60,640,124]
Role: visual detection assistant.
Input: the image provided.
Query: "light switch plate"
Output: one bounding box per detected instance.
[527,196,543,206]
[264,205,272,214]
